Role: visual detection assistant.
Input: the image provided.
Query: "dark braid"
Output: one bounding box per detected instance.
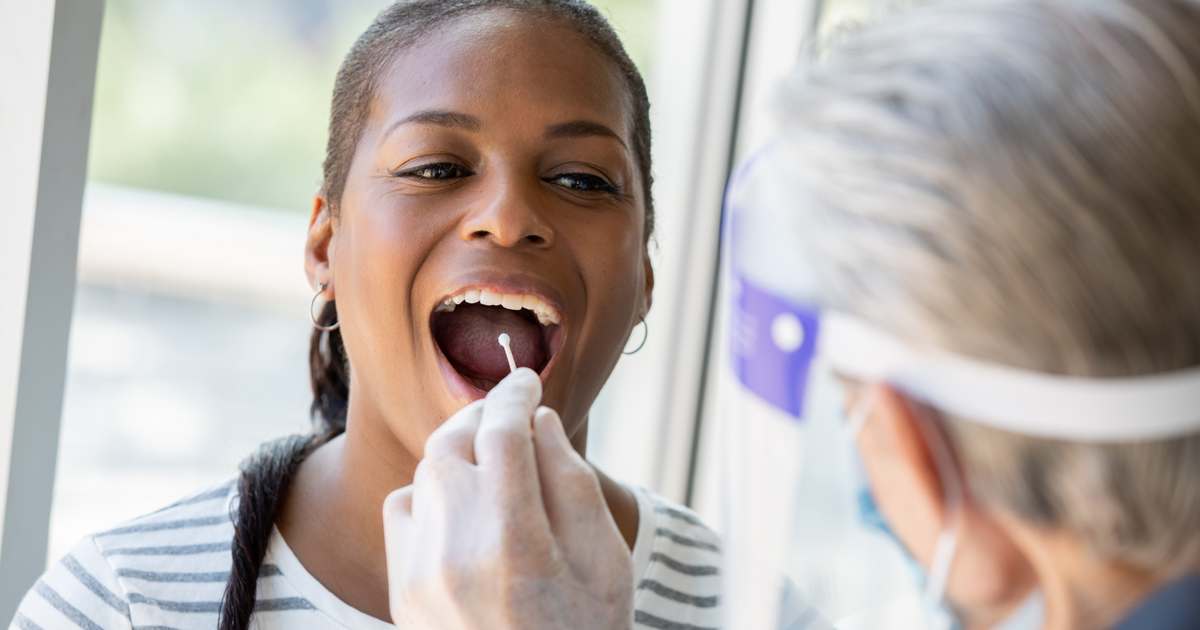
[219,2,653,629]
[219,432,338,626]
[309,301,349,425]
[219,304,347,630]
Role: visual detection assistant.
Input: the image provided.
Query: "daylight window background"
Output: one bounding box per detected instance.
[52,0,657,562]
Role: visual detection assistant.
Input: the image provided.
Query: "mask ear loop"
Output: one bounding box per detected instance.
[846,384,965,630]
[909,401,966,630]
[847,385,875,439]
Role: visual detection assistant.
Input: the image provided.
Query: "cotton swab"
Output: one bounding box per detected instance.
[497,333,517,373]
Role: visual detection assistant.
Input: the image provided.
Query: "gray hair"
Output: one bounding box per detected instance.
[775,0,1200,575]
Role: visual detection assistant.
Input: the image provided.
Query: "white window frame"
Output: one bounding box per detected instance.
[0,0,104,620]
[595,0,758,503]
[599,0,819,512]
[686,0,822,522]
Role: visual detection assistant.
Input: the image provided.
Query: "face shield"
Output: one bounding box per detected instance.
[717,143,1200,630]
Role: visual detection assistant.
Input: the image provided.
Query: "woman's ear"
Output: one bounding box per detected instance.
[305,191,335,295]
[857,385,1037,630]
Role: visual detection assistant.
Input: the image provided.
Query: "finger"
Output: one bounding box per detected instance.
[409,454,477,534]
[382,487,414,575]
[382,485,414,532]
[532,406,616,550]
[408,458,443,528]
[382,487,419,624]
[474,368,542,474]
[424,399,485,463]
[531,406,587,477]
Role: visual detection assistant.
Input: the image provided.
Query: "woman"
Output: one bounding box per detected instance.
[387,0,1200,628]
[9,1,777,629]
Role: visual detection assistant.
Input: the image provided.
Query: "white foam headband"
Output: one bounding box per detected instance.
[819,312,1200,442]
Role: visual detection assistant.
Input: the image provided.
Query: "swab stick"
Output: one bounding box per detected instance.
[497,333,517,373]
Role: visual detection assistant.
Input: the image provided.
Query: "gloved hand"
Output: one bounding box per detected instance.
[382,368,634,630]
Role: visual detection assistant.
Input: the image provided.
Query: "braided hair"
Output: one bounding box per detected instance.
[219,2,653,628]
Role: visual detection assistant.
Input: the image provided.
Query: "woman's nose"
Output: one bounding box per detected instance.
[459,178,555,248]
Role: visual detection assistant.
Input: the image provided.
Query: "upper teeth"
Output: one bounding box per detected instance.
[435,289,562,325]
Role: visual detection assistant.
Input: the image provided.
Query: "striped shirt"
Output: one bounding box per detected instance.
[11,479,828,630]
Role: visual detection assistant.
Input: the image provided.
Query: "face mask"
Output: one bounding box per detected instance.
[847,394,961,630]
[851,484,961,630]
[850,395,1046,630]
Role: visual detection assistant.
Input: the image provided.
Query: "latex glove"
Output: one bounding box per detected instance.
[382,368,634,630]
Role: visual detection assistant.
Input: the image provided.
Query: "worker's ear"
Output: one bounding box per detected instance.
[854,384,1038,629]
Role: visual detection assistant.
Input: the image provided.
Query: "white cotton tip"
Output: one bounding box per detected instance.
[497,333,517,373]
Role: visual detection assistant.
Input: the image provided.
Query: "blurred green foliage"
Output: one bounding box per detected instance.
[86,0,658,212]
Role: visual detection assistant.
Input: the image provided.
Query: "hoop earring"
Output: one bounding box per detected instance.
[623,319,648,355]
[310,282,340,332]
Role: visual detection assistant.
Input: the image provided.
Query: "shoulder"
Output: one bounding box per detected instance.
[626,486,722,630]
[88,477,238,558]
[624,487,833,630]
[11,479,238,630]
[11,535,132,630]
[633,487,722,553]
[1111,574,1200,630]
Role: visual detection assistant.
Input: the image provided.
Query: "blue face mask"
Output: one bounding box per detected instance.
[856,484,893,538]
[850,402,1044,630]
[851,452,962,630]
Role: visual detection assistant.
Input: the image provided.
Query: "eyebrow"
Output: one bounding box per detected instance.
[382,111,626,149]
[544,120,627,149]
[383,110,482,139]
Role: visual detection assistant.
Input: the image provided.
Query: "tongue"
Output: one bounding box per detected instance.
[433,304,546,383]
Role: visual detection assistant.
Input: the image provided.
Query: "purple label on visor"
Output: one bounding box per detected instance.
[731,275,820,419]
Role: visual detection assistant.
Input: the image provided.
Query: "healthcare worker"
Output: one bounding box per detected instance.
[381,0,1200,628]
[720,0,1200,627]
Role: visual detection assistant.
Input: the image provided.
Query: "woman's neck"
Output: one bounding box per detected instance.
[277,405,421,622]
[275,402,640,623]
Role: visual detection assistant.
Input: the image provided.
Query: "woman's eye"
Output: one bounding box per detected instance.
[545,173,619,194]
[393,163,471,180]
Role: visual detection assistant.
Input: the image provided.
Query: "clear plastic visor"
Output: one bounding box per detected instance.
[718,148,957,630]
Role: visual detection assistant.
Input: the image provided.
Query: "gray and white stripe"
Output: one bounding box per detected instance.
[11,478,830,630]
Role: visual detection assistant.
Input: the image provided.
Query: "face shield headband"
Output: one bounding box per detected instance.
[727,145,1200,445]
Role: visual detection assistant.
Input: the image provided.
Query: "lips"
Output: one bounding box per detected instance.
[430,288,565,393]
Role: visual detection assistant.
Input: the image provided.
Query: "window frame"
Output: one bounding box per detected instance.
[0,0,104,620]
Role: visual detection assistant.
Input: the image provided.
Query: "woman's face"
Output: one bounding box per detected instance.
[311,10,651,457]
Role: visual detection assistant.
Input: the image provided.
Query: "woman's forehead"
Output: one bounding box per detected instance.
[369,10,632,141]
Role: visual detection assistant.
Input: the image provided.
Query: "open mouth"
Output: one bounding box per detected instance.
[430,289,565,393]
